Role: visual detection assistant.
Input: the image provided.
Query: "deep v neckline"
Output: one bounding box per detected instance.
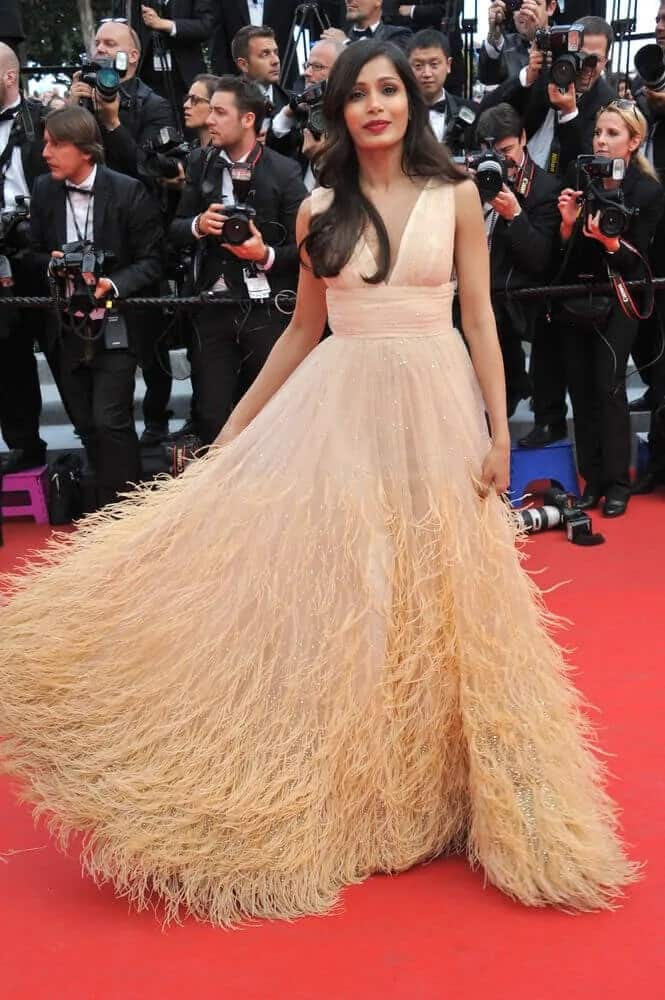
[362,179,432,286]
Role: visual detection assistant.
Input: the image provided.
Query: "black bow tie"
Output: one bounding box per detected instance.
[352,27,373,39]
[429,99,447,115]
[66,184,93,196]
[0,106,18,122]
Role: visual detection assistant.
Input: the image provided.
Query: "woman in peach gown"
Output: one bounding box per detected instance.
[0,42,636,926]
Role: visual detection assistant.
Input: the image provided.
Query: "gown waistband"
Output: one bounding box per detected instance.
[326,284,455,339]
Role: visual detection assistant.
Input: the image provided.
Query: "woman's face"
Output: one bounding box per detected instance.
[343,55,410,153]
[183,81,211,130]
[593,110,640,165]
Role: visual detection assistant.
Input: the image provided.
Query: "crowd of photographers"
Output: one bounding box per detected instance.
[1,0,665,518]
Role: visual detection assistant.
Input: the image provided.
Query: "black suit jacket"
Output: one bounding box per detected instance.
[210,0,302,76]
[103,76,176,180]
[477,31,530,87]
[169,143,306,294]
[384,2,445,29]
[30,166,164,352]
[347,21,412,50]
[135,0,215,88]
[10,98,49,196]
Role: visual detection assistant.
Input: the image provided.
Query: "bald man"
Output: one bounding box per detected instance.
[0,41,50,474]
[68,19,175,180]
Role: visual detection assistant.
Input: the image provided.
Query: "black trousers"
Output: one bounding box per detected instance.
[58,346,142,507]
[494,303,531,412]
[0,316,44,453]
[530,317,568,427]
[630,297,665,404]
[191,304,287,445]
[561,308,638,496]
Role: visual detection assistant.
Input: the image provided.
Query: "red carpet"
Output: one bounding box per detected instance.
[1,509,663,999]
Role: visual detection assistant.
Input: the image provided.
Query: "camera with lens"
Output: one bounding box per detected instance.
[444,106,477,155]
[139,126,192,181]
[50,240,112,314]
[0,194,31,290]
[464,150,509,201]
[288,80,327,140]
[504,0,523,12]
[79,52,128,103]
[534,23,597,90]
[634,44,665,94]
[575,155,636,238]
[516,487,599,545]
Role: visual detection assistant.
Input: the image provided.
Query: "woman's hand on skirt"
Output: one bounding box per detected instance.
[479,443,510,498]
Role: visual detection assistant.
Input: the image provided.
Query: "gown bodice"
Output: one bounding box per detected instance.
[310,181,456,339]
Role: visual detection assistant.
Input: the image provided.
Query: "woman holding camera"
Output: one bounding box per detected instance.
[557,100,664,517]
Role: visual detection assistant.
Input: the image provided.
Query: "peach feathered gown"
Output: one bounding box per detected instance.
[0,182,637,926]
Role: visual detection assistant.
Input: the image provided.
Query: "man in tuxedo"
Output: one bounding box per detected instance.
[30,107,163,506]
[231,25,289,133]
[480,15,616,447]
[0,42,50,475]
[479,0,557,87]
[407,29,476,150]
[322,0,412,50]
[133,1,216,115]
[169,76,306,444]
[475,102,561,416]
[210,1,302,78]
[68,19,175,180]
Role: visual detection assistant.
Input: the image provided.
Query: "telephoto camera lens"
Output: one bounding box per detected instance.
[474,157,506,201]
[95,66,121,102]
[221,213,252,246]
[634,44,665,93]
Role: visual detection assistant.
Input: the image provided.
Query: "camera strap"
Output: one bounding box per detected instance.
[514,152,536,200]
[227,142,263,205]
[0,113,24,210]
[606,239,655,322]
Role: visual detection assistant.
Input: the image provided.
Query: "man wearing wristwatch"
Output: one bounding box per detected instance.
[170,76,306,446]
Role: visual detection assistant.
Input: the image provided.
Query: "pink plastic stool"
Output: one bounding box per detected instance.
[1,465,50,524]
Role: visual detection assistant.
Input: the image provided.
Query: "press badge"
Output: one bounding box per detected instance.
[243,267,271,300]
[153,51,173,72]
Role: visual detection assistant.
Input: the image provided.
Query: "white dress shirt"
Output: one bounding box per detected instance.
[0,98,30,210]
[248,0,265,27]
[428,91,447,142]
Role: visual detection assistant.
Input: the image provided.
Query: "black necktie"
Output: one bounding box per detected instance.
[66,184,93,196]
[352,28,373,39]
[430,99,447,115]
[0,106,18,122]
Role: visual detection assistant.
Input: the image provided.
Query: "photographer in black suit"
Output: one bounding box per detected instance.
[31,107,163,507]
[0,41,50,475]
[68,19,175,180]
[475,103,561,416]
[322,1,412,50]
[133,1,216,117]
[170,76,306,445]
[479,0,558,87]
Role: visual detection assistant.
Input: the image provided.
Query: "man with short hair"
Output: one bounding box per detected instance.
[170,76,306,444]
[475,102,561,416]
[232,25,288,126]
[30,106,163,506]
[407,29,476,148]
[269,38,344,188]
[209,0,302,78]
[68,19,175,179]
[322,1,412,50]
[479,0,558,87]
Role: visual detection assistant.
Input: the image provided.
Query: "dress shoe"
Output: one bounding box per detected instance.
[628,391,653,413]
[602,489,629,518]
[139,422,170,447]
[165,419,197,443]
[630,472,659,495]
[1,447,47,475]
[517,423,568,449]
[577,487,602,510]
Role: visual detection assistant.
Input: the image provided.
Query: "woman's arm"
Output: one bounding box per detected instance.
[454,180,510,493]
[214,198,328,445]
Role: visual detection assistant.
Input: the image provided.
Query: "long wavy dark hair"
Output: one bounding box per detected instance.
[304,41,465,283]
